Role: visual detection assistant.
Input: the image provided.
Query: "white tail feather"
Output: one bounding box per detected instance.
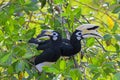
[35,62,54,72]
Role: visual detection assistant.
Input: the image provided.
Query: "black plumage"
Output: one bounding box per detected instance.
[60,30,83,56]
[29,30,83,56]
[29,38,50,50]
[30,30,62,72]
[29,24,101,58]
[60,24,102,56]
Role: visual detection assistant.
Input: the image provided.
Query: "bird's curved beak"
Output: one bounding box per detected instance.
[37,30,53,39]
[76,24,102,39]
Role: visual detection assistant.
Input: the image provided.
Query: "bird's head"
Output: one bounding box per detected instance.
[75,24,102,39]
[37,30,61,41]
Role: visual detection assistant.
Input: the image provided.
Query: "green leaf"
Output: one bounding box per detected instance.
[15,61,25,73]
[88,64,99,73]
[118,13,120,20]
[25,28,35,39]
[53,19,61,30]
[25,3,39,11]
[114,44,119,51]
[70,69,82,80]
[43,66,59,73]
[19,0,25,4]
[8,4,15,15]
[66,4,72,16]
[117,61,120,67]
[104,62,115,66]
[60,60,66,70]
[0,30,4,41]
[8,66,14,74]
[103,34,112,40]
[113,72,120,80]
[112,22,118,32]
[112,6,120,13]
[86,38,95,47]
[39,72,47,80]
[73,8,81,19]
[17,17,25,25]
[103,62,116,74]
[4,23,14,34]
[22,52,34,59]
[0,53,11,63]
[92,73,100,80]
[54,0,64,4]
[114,34,120,41]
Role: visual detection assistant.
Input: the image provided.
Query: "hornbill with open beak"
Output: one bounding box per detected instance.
[32,30,62,72]
[29,24,102,57]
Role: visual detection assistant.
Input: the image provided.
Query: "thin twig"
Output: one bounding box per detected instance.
[72,56,79,68]
[81,15,90,23]
[95,38,107,52]
[83,15,115,52]
[75,1,120,24]
[64,28,71,40]
[0,0,11,10]
[0,0,4,6]
[74,18,83,25]
[26,12,33,29]
[95,38,120,53]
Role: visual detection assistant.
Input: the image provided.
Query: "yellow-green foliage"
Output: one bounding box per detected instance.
[0,0,120,80]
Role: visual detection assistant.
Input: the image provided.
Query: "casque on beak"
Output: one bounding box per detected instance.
[76,24,102,39]
[36,30,54,39]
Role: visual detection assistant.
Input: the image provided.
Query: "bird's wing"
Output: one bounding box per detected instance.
[35,48,61,72]
[36,40,51,50]
[35,48,60,64]
[60,39,74,56]
[62,39,70,43]
[31,38,71,50]
[60,44,73,56]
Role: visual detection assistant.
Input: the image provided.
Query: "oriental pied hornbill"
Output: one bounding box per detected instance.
[29,24,101,57]
[60,24,102,56]
[31,30,62,72]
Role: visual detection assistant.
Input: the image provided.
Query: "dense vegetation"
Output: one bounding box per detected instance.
[0,0,120,80]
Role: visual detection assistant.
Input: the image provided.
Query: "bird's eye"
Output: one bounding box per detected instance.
[76,32,81,36]
[52,32,58,36]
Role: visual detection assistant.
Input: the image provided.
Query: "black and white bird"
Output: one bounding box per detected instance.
[29,24,102,72]
[60,24,102,56]
[30,24,101,57]
[31,30,62,72]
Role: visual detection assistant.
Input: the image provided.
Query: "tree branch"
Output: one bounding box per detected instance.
[0,0,11,10]
[75,1,120,24]
[0,0,4,6]
[81,15,90,24]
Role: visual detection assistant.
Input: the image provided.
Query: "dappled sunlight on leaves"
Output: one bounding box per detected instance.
[0,0,120,80]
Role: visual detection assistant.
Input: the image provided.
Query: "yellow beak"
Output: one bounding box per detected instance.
[37,30,54,38]
[76,24,102,38]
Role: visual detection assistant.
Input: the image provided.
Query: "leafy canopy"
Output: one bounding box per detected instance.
[0,0,120,80]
